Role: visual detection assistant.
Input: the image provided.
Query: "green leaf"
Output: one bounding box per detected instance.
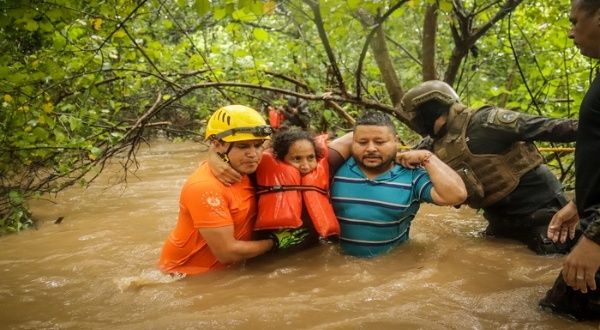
[0,66,9,79]
[39,21,54,32]
[23,19,39,31]
[54,129,66,142]
[323,109,333,122]
[32,127,49,140]
[188,53,205,69]
[347,0,360,10]
[214,7,227,20]
[53,32,67,49]
[67,27,86,41]
[8,190,23,204]
[162,19,174,29]
[232,9,256,22]
[113,29,127,39]
[194,0,210,16]
[253,28,268,41]
[439,0,453,12]
[238,0,252,8]
[233,48,248,57]
[46,8,64,21]
[90,146,102,157]
[69,117,81,131]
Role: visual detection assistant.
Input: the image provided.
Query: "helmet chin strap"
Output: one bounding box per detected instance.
[217,152,230,164]
[217,142,235,164]
[211,137,234,164]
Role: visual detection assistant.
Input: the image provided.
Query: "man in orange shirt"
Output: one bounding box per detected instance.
[158,105,307,275]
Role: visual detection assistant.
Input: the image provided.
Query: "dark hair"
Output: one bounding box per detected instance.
[579,0,600,15]
[413,100,451,136]
[272,128,322,160]
[354,110,396,134]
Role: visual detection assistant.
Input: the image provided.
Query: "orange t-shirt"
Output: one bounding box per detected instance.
[158,162,256,275]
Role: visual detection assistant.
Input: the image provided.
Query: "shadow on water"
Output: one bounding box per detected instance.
[0,140,597,329]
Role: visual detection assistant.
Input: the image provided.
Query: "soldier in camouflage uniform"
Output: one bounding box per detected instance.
[538,0,600,320]
[401,80,578,255]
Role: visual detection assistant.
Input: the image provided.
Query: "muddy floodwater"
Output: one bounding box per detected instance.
[0,140,598,329]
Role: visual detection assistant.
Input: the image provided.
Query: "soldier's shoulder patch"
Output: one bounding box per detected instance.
[486,108,519,127]
[497,109,519,124]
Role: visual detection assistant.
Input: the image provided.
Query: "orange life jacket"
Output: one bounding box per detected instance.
[254,135,340,237]
[268,108,285,129]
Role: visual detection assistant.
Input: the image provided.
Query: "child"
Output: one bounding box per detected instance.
[209,128,339,250]
[254,128,339,248]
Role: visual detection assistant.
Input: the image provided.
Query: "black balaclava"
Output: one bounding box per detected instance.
[413,100,450,137]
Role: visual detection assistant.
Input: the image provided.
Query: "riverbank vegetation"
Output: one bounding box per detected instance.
[0,0,586,233]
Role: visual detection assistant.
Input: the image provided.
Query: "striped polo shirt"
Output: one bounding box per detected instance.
[331,157,433,257]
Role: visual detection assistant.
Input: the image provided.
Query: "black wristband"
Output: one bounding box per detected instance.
[268,233,279,251]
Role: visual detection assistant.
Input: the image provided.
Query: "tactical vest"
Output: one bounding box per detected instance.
[433,106,543,209]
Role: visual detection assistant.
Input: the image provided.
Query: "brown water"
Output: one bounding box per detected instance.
[0,140,598,330]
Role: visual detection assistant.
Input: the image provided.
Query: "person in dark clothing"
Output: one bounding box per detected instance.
[281,96,311,130]
[401,81,578,255]
[538,0,600,320]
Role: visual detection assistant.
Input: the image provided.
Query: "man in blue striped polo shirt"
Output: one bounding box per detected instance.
[330,111,467,257]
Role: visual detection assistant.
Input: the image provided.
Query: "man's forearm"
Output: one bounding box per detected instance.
[425,154,467,205]
[201,226,274,264]
[328,132,353,159]
[219,239,274,264]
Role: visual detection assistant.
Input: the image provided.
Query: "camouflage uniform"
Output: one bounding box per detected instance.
[434,106,577,254]
[401,80,578,255]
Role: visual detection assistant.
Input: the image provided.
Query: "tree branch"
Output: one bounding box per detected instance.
[444,0,523,84]
[303,0,347,96]
[422,3,438,81]
[354,1,409,101]
[355,8,403,107]
[96,0,149,51]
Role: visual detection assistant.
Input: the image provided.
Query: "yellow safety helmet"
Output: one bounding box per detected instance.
[204,105,272,142]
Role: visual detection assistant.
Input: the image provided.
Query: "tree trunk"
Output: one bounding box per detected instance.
[422,3,438,81]
[369,24,403,107]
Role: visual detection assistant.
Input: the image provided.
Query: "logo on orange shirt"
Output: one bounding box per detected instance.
[202,191,223,208]
[201,191,228,218]
[207,196,221,207]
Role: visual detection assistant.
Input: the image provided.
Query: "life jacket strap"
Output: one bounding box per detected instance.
[257,185,327,195]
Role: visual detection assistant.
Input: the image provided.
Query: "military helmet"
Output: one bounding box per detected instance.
[401,80,460,116]
[205,105,272,142]
[401,80,461,135]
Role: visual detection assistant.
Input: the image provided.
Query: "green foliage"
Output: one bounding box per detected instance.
[0,190,34,234]
[0,0,586,232]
